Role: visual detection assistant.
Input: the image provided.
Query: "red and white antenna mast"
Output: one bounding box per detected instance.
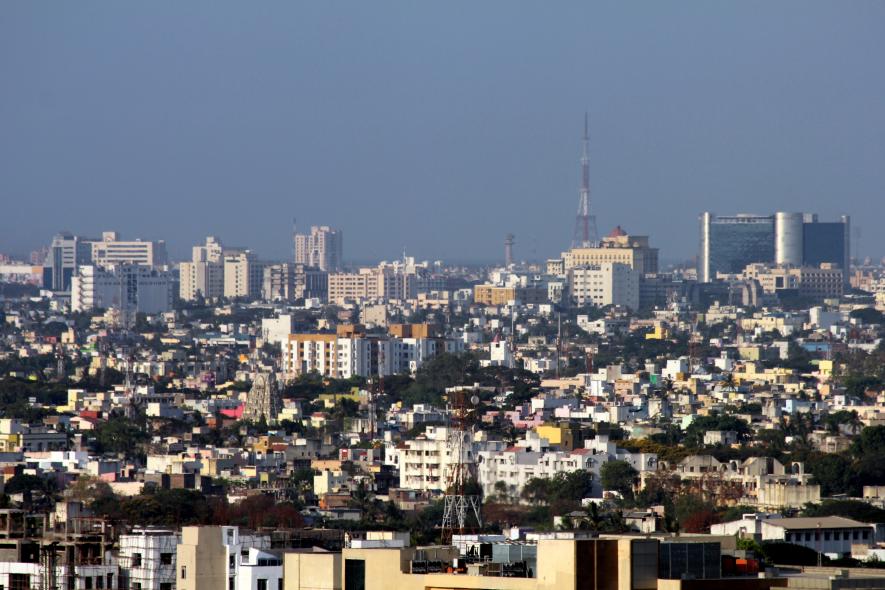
[572,113,599,248]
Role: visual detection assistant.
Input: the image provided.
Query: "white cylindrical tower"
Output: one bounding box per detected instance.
[775,212,804,267]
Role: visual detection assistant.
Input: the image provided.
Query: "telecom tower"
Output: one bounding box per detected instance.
[440,390,481,548]
[504,233,515,267]
[572,113,599,248]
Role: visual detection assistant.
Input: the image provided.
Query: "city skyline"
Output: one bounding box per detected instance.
[2,2,884,262]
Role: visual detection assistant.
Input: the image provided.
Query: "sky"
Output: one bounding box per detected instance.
[1,2,884,265]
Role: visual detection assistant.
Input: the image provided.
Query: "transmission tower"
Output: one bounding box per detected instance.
[572,113,599,248]
[440,390,481,548]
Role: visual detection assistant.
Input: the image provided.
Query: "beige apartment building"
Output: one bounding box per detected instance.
[551,228,659,276]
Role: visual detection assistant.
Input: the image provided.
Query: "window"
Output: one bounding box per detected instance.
[160,584,172,590]
[96,576,103,590]
[10,575,30,590]
[180,566,187,580]
[106,575,113,590]
[277,580,283,590]
[85,578,93,590]
[160,553,173,565]
[229,579,235,590]
[824,532,831,541]
[132,553,143,568]
[344,559,365,590]
[230,554,236,568]
[257,580,268,590]
[853,531,860,540]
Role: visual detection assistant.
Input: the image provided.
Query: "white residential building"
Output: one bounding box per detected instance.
[71,264,174,314]
[91,231,168,268]
[394,426,504,493]
[118,528,181,590]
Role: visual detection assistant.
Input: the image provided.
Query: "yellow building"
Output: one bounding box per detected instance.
[285,537,660,590]
[559,229,659,275]
[474,285,547,306]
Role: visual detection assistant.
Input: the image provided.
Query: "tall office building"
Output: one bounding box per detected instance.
[91,231,168,268]
[71,264,174,315]
[699,212,850,283]
[698,213,775,283]
[553,226,659,276]
[294,225,343,271]
[42,232,93,291]
[802,214,850,280]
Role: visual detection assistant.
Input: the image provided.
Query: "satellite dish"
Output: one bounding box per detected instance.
[470,395,480,405]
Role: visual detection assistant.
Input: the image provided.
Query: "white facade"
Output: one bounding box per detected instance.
[91,231,168,268]
[568,263,639,310]
[71,265,174,314]
[285,335,463,379]
[119,529,181,590]
[261,315,295,348]
[395,426,503,492]
[236,548,282,590]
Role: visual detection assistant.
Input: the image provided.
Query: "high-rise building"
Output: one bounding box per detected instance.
[699,212,850,283]
[294,225,343,271]
[261,263,328,302]
[698,213,775,283]
[179,237,225,301]
[223,250,263,300]
[91,231,168,268]
[568,262,640,310]
[554,226,658,276]
[802,214,850,280]
[42,232,93,291]
[71,264,174,315]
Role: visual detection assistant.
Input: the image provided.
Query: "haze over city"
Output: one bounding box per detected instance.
[2,1,884,262]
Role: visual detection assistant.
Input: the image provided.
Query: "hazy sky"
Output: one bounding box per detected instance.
[2,2,884,264]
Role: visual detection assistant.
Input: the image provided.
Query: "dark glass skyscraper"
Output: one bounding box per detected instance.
[802,214,850,275]
[699,213,775,282]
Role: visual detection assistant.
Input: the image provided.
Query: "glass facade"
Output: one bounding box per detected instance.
[703,215,775,279]
[803,222,846,268]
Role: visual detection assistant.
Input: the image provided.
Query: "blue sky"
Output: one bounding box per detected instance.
[1,2,883,264]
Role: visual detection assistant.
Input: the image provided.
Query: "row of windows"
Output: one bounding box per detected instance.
[785,529,870,542]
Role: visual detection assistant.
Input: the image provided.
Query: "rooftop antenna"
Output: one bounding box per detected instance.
[572,113,599,249]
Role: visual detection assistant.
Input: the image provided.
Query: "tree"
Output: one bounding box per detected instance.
[808,453,856,496]
[802,500,885,523]
[600,461,639,501]
[5,474,55,495]
[66,474,114,507]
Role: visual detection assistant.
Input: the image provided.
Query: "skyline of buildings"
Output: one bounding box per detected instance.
[698,212,851,284]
